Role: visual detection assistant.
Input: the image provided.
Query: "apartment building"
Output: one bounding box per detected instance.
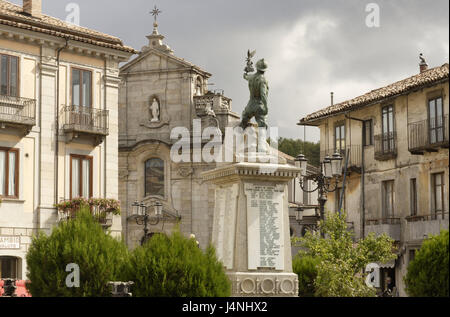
[299,59,449,296]
[0,0,134,280]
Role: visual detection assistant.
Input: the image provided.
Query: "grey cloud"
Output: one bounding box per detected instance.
[7,0,449,141]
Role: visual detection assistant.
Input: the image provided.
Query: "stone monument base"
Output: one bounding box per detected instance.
[228,272,298,297]
[203,156,300,297]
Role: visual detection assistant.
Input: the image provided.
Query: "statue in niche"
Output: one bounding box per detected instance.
[150,97,160,122]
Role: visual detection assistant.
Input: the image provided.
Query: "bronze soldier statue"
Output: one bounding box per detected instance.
[239,53,269,130]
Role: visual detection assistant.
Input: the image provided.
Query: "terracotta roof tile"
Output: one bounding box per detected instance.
[299,63,449,124]
[0,0,136,54]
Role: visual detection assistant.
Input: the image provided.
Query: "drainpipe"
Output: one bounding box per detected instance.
[345,114,366,239]
[55,38,69,205]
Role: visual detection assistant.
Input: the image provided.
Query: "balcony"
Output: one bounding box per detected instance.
[60,105,109,145]
[374,132,397,161]
[0,94,36,135]
[365,217,401,241]
[408,115,449,155]
[405,212,449,242]
[321,145,361,173]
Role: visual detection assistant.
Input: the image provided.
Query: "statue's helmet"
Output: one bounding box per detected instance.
[256,58,268,72]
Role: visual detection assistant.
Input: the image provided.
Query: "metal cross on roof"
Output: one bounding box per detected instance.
[150,5,162,23]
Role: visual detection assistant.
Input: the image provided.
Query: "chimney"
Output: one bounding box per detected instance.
[331,92,334,106]
[419,53,428,73]
[23,0,42,19]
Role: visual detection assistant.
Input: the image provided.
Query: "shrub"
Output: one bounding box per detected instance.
[26,208,129,297]
[125,231,231,297]
[292,255,319,297]
[405,230,449,297]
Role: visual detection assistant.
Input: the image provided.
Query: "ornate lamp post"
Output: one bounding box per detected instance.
[295,152,343,232]
[130,200,180,245]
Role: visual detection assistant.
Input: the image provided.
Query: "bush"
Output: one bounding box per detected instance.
[26,208,129,297]
[292,211,396,297]
[292,255,319,297]
[405,230,449,297]
[125,231,231,297]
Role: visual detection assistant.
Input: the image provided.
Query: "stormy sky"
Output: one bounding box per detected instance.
[8,0,449,141]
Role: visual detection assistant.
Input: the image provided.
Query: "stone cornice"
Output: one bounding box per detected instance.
[202,161,300,183]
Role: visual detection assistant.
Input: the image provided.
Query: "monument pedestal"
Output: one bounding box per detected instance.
[202,159,300,297]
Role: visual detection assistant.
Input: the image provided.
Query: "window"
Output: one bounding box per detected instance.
[334,123,346,154]
[0,256,18,279]
[382,105,395,152]
[410,178,417,217]
[145,158,164,197]
[431,173,445,218]
[382,180,395,219]
[428,96,444,144]
[70,155,92,199]
[409,250,416,264]
[363,119,373,146]
[0,54,19,97]
[0,147,19,198]
[71,68,92,107]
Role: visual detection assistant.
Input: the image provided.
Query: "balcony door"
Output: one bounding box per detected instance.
[382,105,395,153]
[334,123,346,156]
[71,69,93,128]
[0,54,19,97]
[428,96,444,145]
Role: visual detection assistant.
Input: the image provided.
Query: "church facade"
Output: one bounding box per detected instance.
[118,21,240,248]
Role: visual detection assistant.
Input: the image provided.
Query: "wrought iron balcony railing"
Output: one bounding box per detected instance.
[0,94,36,132]
[408,115,449,154]
[365,217,401,226]
[320,145,362,171]
[405,212,448,222]
[61,105,109,138]
[374,132,397,160]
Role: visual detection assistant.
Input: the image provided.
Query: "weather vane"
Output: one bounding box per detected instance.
[150,5,162,23]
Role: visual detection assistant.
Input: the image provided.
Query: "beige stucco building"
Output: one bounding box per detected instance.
[299,60,449,296]
[0,0,134,280]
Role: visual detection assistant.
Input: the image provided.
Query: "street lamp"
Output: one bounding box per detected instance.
[295,151,343,234]
[129,200,180,245]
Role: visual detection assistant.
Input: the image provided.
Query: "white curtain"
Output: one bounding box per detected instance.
[0,151,5,196]
[8,152,15,196]
[72,158,79,198]
[82,159,90,198]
